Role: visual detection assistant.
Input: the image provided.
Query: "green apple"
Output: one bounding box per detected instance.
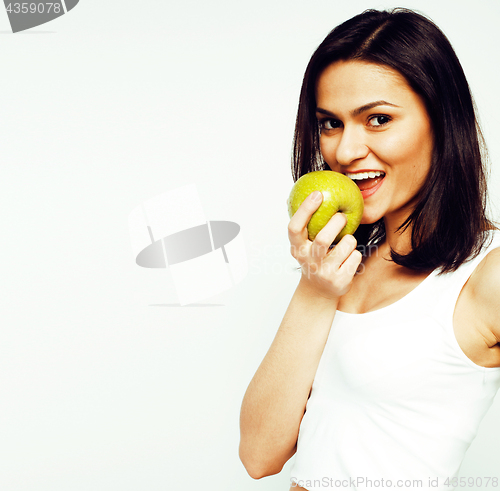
[287,170,364,244]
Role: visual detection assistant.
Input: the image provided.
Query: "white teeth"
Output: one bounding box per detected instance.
[346,171,385,180]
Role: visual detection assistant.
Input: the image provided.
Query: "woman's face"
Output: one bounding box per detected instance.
[315,60,434,227]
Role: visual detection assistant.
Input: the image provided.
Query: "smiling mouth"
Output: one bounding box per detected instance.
[345,171,386,192]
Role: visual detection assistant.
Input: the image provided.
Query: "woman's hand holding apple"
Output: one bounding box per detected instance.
[288,191,363,301]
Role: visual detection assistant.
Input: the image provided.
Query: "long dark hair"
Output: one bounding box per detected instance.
[292,8,496,273]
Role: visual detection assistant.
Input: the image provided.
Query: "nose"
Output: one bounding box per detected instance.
[335,124,369,167]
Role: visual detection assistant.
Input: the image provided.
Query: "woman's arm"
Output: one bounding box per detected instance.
[239,278,339,478]
[467,248,500,344]
[239,192,362,479]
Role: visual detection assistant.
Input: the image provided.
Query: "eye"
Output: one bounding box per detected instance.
[367,115,391,127]
[318,118,342,131]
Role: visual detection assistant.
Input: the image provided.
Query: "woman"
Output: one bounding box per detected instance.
[239,8,500,491]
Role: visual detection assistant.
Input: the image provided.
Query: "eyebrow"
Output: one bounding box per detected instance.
[316,100,401,118]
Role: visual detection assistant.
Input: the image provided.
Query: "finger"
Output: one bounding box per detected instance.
[327,234,358,269]
[310,212,347,260]
[288,191,323,249]
[338,248,363,278]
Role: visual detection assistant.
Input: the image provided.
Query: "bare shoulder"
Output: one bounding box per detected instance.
[466,247,500,342]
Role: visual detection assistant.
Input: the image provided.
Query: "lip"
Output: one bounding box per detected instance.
[359,174,385,199]
[343,170,386,199]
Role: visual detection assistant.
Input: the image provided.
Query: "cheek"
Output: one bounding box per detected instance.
[378,130,431,171]
[319,138,341,171]
[390,120,433,163]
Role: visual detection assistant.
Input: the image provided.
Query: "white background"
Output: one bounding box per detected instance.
[1,0,499,490]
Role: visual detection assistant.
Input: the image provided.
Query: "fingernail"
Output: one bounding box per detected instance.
[311,191,322,202]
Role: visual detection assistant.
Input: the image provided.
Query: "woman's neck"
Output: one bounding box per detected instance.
[380,214,414,259]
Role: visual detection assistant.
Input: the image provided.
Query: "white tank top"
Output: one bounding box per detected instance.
[290,229,500,491]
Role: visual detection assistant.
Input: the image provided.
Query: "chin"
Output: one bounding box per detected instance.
[360,214,383,225]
